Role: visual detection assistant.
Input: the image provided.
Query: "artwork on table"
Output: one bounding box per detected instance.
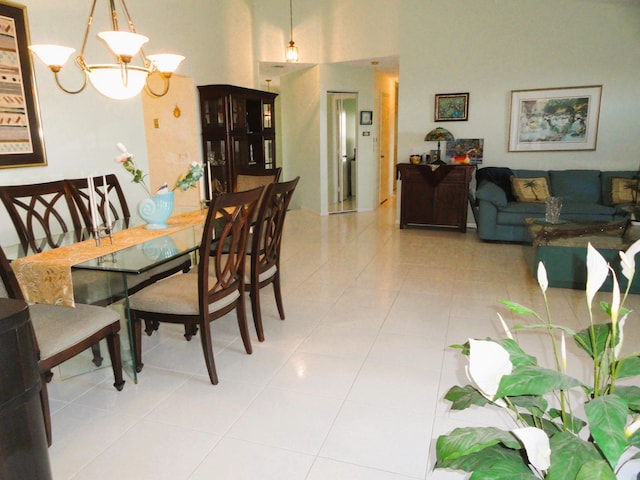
[0,1,46,168]
[434,93,469,122]
[360,110,372,125]
[508,85,602,152]
[445,138,484,164]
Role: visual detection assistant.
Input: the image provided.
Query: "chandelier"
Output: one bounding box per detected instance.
[29,0,184,100]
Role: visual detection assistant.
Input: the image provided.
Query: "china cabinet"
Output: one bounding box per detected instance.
[198,84,278,198]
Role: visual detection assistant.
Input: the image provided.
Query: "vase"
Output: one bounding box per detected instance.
[138,191,174,230]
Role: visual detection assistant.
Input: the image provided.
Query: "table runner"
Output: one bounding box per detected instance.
[11,209,207,307]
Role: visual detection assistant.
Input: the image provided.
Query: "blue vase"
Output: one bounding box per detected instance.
[138,191,174,229]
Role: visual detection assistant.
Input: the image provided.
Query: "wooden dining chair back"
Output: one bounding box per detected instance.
[0,180,84,253]
[247,177,299,341]
[67,174,131,228]
[0,245,124,445]
[235,167,282,192]
[129,186,263,385]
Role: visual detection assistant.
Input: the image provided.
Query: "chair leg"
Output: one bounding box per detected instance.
[91,343,103,366]
[106,332,125,391]
[273,274,286,320]
[250,286,264,342]
[132,314,144,373]
[144,319,159,336]
[237,295,253,354]
[198,320,219,385]
[39,375,52,447]
[184,324,198,341]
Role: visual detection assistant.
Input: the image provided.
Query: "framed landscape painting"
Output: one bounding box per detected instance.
[435,93,468,121]
[0,1,46,168]
[508,85,602,152]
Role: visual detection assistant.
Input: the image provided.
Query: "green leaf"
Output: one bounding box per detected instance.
[575,323,611,360]
[585,395,629,468]
[499,300,540,317]
[436,427,521,463]
[629,430,640,449]
[548,408,587,434]
[617,356,640,379]
[496,338,538,367]
[615,385,640,412]
[444,385,490,410]
[519,413,564,436]
[576,460,617,480]
[547,431,604,479]
[510,395,548,417]
[496,365,583,398]
[468,458,538,479]
[436,443,530,475]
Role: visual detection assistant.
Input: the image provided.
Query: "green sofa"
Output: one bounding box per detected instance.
[475,167,636,243]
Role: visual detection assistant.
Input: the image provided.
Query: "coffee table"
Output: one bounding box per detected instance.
[524,218,640,293]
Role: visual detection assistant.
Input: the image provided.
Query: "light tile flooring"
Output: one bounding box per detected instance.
[47,202,640,479]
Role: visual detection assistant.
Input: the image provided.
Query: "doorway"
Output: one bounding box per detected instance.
[327,92,358,214]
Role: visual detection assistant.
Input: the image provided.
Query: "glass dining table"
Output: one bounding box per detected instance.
[5,213,206,382]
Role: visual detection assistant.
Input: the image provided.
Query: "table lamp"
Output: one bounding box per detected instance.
[424,127,454,162]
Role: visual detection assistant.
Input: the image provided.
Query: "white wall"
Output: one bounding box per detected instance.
[397,0,640,171]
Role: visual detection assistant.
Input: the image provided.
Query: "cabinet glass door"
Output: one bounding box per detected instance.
[205,139,228,196]
[263,103,273,129]
[231,97,246,131]
[203,97,225,128]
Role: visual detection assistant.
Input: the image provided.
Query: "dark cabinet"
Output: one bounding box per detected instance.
[198,84,278,198]
[397,164,475,232]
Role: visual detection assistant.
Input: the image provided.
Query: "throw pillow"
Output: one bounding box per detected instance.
[511,176,551,203]
[610,177,639,204]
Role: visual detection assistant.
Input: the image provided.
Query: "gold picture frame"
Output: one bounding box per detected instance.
[508,85,602,152]
[0,1,46,168]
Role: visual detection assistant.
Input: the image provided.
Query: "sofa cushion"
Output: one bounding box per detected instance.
[601,171,637,206]
[511,176,550,203]
[549,170,600,203]
[610,177,638,205]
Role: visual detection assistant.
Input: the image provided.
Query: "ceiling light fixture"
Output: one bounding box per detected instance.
[29,0,184,100]
[285,0,299,62]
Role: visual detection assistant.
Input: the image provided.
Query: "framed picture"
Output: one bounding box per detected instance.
[445,138,484,164]
[0,1,46,169]
[360,110,372,125]
[508,85,602,152]
[435,93,469,121]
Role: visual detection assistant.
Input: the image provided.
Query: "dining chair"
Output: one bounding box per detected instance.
[129,186,263,385]
[0,245,124,446]
[0,180,84,253]
[66,174,130,227]
[67,175,193,300]
[246,177,299,342]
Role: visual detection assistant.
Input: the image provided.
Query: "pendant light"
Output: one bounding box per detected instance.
[285,0,299,62]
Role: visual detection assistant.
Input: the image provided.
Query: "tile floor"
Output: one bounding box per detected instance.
[46,202,640,479]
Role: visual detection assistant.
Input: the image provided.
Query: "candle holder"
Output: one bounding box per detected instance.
[92,224,114,247]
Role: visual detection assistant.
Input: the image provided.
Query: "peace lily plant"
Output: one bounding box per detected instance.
[436,241,640,479]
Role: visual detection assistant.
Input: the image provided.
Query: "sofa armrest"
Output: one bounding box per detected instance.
[476,181,508,208]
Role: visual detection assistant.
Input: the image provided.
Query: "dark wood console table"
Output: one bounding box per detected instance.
[397,163,475,231]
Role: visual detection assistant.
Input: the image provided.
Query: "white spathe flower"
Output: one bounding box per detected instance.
[625,418,640,438]
[586,243,608,308]
[610,266,620,327]
[512,427,551,472]
[537,261,548,293]
[497,313,513,340]
[466,339,512,401]
[116,142,128,153]
[619,239,640,282]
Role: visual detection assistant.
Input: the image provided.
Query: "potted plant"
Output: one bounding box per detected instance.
[435,242,640,479]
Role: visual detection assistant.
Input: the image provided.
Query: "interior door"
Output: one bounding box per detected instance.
[379,92,391,205]
[327,92,357,214]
